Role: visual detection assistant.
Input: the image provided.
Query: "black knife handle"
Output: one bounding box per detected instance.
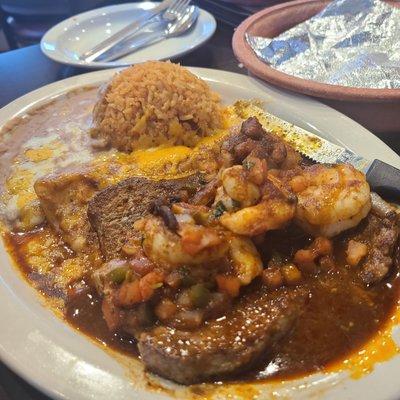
[366,159,400,199]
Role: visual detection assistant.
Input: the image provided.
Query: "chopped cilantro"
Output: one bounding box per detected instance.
[213,201,227,218]
[243,160,255,170]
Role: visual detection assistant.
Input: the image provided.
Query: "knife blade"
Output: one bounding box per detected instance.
[260,110,400,198]
[80,0,173,63]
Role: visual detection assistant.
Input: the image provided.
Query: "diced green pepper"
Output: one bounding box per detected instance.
[107,266,128,284]
[188,284,211,308]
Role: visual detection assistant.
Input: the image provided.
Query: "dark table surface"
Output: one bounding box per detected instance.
[0,18,399,400]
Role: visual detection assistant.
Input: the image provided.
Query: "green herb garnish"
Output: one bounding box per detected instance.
[213,201,227,218]
[243,160,255,170]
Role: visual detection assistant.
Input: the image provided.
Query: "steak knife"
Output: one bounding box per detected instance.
[260,111,400,198]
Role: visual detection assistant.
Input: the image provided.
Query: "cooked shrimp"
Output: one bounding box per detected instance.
[134,216,228,268]
[213,186,238,212]
[219,176,297,236]
[228,235,263,285]
[135,203,263,285]
[290,164,371,237]
[221,165,261,207]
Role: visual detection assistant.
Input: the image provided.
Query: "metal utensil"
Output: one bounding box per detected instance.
[97,5,198,62]
[80,0,176,63]
[261,111,400,198]
[159,0,191,22]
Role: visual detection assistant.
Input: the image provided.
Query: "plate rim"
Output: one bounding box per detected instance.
[0,67,400,400]
[40,2,217,69]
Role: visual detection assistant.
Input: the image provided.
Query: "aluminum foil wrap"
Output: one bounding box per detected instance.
[246,0,400,89]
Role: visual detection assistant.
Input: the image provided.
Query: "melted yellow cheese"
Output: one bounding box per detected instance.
[89,127,228,187]
[131,146,192,177]
[6,169,35,194]
[24,231,62,274]
[54,256,91,288]
[25,147,54,162]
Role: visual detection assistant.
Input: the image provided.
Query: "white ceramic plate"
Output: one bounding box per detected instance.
[40,2,216,68]
[0,68,400,400]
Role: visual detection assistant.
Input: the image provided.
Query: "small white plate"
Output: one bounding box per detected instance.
[40,2,216,68]
[1,68,400,400]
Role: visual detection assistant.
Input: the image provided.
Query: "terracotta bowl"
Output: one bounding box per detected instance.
[232,0,400,134]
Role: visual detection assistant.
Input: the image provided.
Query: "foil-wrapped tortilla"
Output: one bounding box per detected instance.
[246,0,400,89]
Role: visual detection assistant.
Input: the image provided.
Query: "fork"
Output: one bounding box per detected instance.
[160,0,191,22]
[80,0,186,63]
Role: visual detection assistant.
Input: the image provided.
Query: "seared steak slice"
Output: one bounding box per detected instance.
[138,286,307,384]
[359,215,399,284]
[357,193,399,284]
[87,174,203,260]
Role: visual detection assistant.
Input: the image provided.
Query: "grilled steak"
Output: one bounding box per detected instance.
[87,174,203,260]
[138,286,307,384]
[357,193,400,284]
